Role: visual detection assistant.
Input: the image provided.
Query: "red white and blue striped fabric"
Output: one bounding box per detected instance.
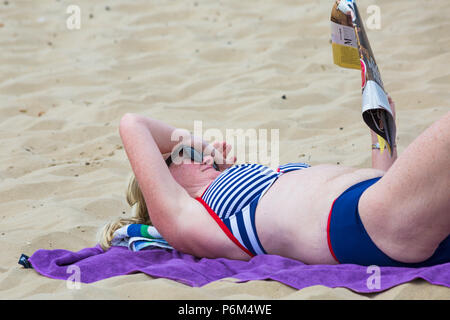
[196,162,310,256]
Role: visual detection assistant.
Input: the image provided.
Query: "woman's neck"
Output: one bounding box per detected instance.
[192,181,213,199]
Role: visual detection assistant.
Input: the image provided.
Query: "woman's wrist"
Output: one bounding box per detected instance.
[371,130,396,148]
[372,142,397,150]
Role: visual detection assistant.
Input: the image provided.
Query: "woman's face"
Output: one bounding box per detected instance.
[168,154,221,194]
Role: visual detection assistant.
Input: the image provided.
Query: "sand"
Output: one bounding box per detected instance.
[0,0,449,299]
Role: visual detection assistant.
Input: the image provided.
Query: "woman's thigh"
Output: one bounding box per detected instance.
[358,111,450,263]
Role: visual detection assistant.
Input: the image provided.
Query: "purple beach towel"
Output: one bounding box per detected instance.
[27,245,450,293]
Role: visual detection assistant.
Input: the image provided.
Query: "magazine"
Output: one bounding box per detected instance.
[330,0,396,156]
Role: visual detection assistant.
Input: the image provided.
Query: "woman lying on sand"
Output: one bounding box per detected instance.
[99,96,450,267]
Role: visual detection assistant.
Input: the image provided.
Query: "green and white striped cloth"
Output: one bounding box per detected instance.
[111,224,173,251]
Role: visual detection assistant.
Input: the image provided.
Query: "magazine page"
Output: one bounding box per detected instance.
[331,0,396,155]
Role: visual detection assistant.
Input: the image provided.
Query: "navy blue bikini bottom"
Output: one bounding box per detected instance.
[327,177,450,267]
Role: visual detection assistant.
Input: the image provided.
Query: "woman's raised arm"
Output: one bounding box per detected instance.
[119,113,188,217]
[121,113,224,162]
[118,113,246,259]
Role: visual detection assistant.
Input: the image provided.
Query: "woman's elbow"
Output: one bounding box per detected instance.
[119,113,150,137]
[120,113,140,126]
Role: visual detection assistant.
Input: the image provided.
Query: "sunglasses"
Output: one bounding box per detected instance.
[165,145,219,171]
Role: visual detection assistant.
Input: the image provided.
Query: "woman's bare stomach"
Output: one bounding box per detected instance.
[255,164,385,265]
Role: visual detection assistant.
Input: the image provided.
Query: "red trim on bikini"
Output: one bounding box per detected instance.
[195,197,254,258]
[327,198,340,263]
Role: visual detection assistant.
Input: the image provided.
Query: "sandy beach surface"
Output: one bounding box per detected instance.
[1,0,449,299]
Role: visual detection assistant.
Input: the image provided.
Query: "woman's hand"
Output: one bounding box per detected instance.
[370,93,398,172]
[210,141,237,171]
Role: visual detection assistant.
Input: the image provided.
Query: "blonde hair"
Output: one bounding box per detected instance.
[98,173,152,251]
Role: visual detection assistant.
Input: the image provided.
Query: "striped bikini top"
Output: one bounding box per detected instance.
[196,162,310,221]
